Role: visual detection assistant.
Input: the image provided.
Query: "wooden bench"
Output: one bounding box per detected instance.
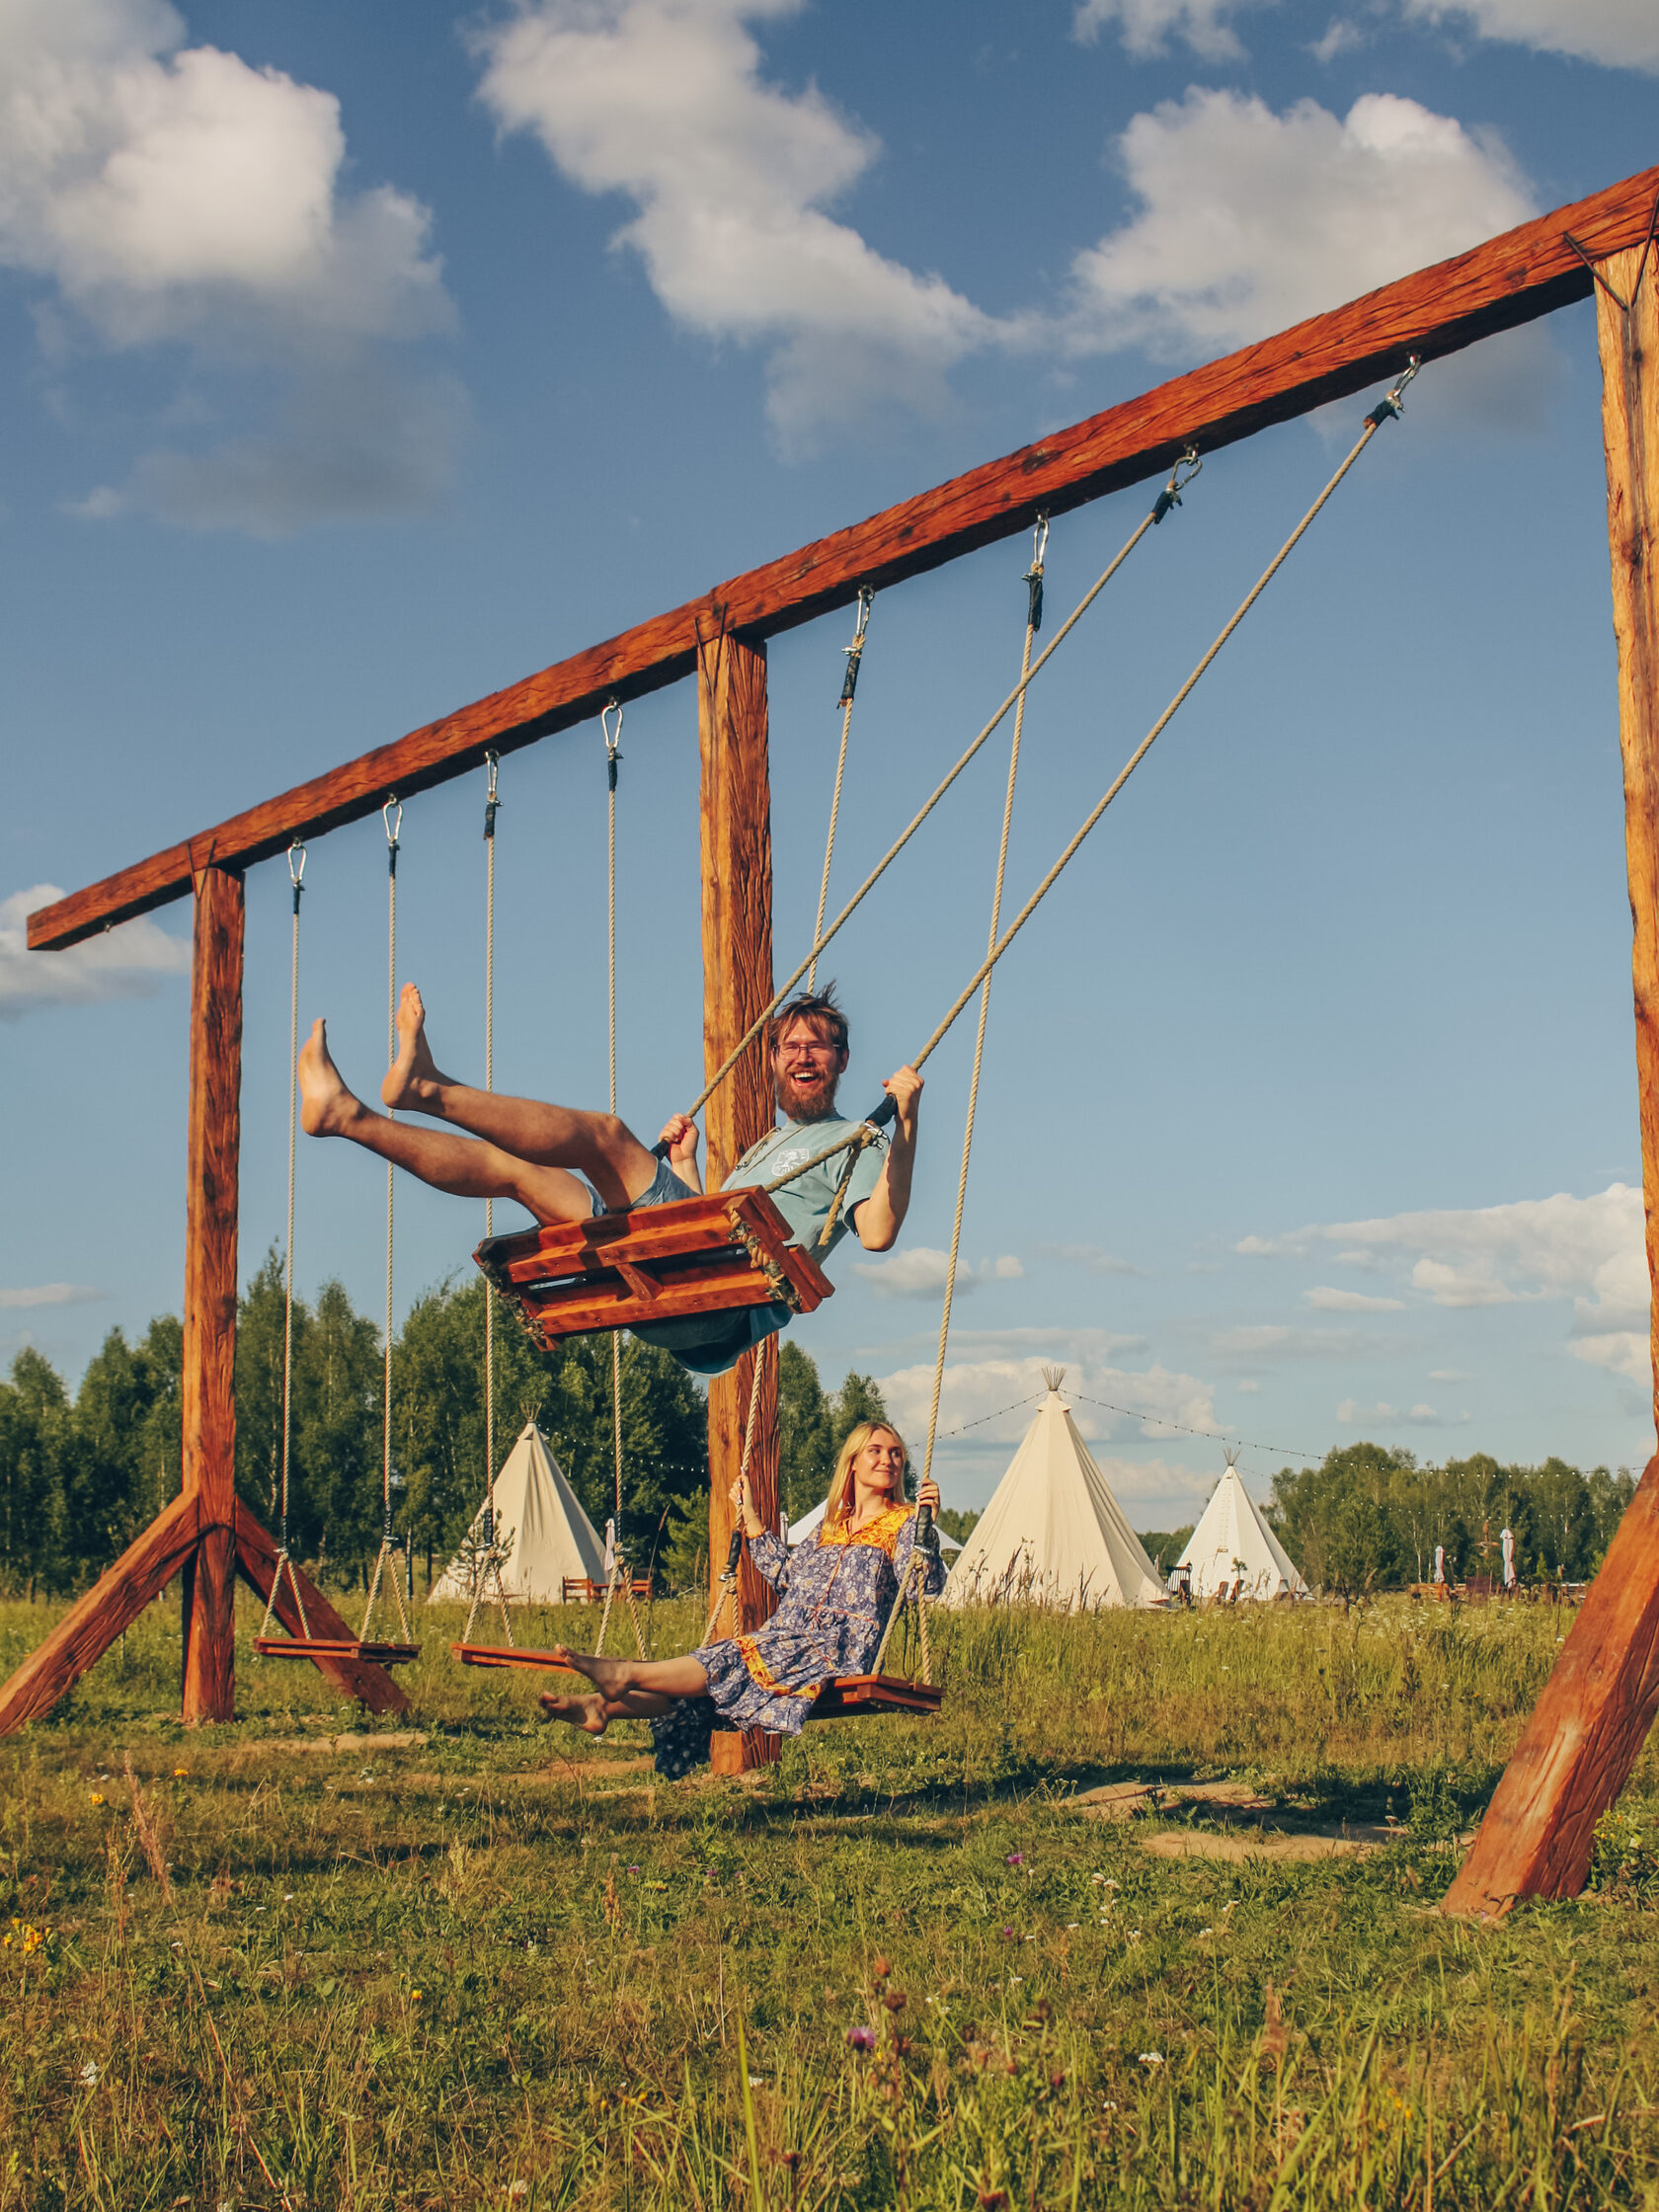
[562,1576,652,1605]
[475,1187,832,1348]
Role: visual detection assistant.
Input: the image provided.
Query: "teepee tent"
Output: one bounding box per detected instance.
[1177,1451,1306,1601]
[430,1419,605,1605]
[940,1369,1165,1612]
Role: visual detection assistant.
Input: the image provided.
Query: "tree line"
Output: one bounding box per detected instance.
[1267,1441,1637,1595]
[0,1252,890,1599]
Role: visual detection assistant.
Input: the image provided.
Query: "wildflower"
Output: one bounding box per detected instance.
[847,2024,876,2052]
[1139,2051,1163,2068]
[79,2062,100,2085]
[283,1893,295,1902]
[1008,1975,1023,1986]
[1000,1925,1016,1939]
[872,1954,891,1980]
[1065,1923,1079,1931]
[1104,1879,1120,1892]
[89,1793,106,1807]
[883,1992,907,2013]
[1090,1872,1104,1883]
[1197,1927,1215,1938]
[1005,1853,1024,1866]
[1103,2099,1119,2111]
[627,1865,640,1874]
[748,2074,764,2087]
[172,1768,189,1779]
[411,1988,425,2002]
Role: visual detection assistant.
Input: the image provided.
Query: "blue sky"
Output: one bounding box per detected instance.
[4,0,1657,1521]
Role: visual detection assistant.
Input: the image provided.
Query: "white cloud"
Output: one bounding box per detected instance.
[1310,17,1367,58]
[1067,88,1535,361]
[852,1247,1024,1299]
[1,0,458,530]
[1400,0,1659,71]
[0,1283,105,1308]
[1570,1330,1650,1382]
[1304,1285,1405,1312]
[1338,1396,1466,1427]
[1042,1241,1146,1276]
[1212,1324,1386,1361]
[0,882,190,1017]
[472,0,1006,450]
[1072,0,1273,61]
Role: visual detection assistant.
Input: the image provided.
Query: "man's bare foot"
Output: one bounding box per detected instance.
[298,1020,365,1138]
[548,1645,634,1698]
[381,983,450,1112]
[537,1691,608,1736]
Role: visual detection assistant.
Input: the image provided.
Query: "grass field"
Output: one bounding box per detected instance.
[4,1588,1659,2210]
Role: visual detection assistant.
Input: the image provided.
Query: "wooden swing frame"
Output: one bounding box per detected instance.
[6,164,1659,1860]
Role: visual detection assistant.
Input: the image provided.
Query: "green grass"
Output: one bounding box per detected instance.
[4,1588,1659,2208]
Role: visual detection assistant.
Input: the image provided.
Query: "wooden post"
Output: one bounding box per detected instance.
[697,618,781,1776]
[180,861,244,1724]
[1443,242,1659,1915]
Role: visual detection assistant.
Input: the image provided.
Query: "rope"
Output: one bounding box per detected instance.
[603,700,627,1549]
[676,453,1200,1131]
[260,840,311,1646]
[363,798,403,1646]
[919,514,1046,1500]
[465,754,514,1650]
[809,587,874,992]
[905,366,1418,1082]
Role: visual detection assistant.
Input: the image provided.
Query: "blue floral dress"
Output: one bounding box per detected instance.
[649,1504,946,1778]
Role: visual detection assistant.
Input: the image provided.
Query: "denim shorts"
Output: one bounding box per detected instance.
[591,1153,697,1216]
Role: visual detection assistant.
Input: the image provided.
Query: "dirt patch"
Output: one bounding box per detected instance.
[1142,1827,1382,1863]
[263,1731,429,1755]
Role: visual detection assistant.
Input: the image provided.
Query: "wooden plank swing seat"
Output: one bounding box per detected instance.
[253,1635,421,1665]
[475,1186,833,1346]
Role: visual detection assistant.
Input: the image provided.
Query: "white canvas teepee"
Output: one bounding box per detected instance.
[1176,1451,1306,1601]
[940,1369,1165,1612]
[430,1420,605,1605]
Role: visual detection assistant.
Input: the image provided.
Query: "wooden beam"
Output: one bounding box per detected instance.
[0,1495,200,1734]
[697,624,782,1777]
[180,862,243,1725]
[29,165,1659,953]
[1443,240,1659,1916]
[233,1504,409,1714]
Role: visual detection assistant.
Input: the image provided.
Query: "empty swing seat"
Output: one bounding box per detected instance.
[450,1643,586,1676]
[253,1635,421,1666]
[475,1188,832,1348]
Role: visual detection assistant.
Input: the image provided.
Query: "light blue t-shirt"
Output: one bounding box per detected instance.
[630,1116,886,1378]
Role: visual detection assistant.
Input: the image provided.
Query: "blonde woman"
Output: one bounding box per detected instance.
[541,1422,945,1778]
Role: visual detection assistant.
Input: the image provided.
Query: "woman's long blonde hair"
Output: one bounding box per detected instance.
[823,1420,909,1532]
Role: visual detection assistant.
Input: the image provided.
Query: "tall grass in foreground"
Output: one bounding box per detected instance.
[4,1588,1659,2207]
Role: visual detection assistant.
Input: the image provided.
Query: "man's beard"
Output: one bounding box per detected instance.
[775,1067,840,1124]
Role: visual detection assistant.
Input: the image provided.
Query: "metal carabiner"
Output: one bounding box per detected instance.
[287,836,306,914]
[483,750,500,840]
[1023,512,1050,631]
[601,699,623,792]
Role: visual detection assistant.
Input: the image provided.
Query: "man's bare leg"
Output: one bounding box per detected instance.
[381,984,656,1211]
[299,1020,592,1225]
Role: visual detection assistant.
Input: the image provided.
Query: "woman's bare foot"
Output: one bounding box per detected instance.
[549,1645,635,1698]
[381,983,450,1111]
[298,1020,365,1138]
[537,1691,608,1736]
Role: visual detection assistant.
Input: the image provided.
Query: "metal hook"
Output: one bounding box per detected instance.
[1152,446,1202,523]
[287,837,306,913]
[602,699,623,793]
[1366,355,1421,429]
[839,587,875,705]
[483,750,500,840]
[1025,512,1051,577]
[382,796,402,848]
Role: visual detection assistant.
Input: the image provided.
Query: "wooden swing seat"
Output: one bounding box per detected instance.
[448,1641,940,1717]
[475,1188,832,1348]
[253,1636,421,1666]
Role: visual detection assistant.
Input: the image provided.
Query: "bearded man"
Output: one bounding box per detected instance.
[297,982,920,1378]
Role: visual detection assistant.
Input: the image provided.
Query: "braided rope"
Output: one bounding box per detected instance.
[678,481,1184,1129]
[603,703,627,1548]
[261,843,310,1647]
[482,756,511,1644]
[809,588,872,991]
[701,1338,771,1643]
[918,521,1044,1497]
[908,394,1411,1082]
[364,801,401,1644]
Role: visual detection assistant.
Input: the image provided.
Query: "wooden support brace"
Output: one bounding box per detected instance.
[0,1494,201,1734]
[181,861,244,1724]
[234,1504,409,1714]
[1443,240,1659,1915]
[697,622,782,1776]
